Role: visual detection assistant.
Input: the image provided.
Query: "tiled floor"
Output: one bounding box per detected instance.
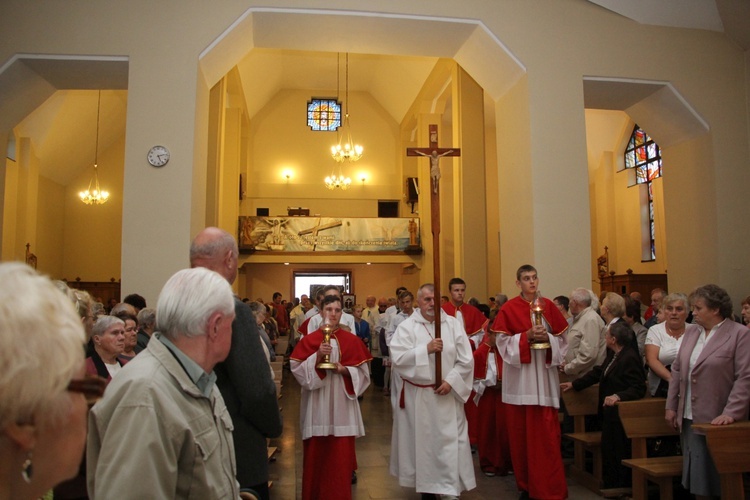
[268,369,603,499]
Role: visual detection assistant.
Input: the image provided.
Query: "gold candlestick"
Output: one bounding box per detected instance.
[316,324,338,370]
[530,295,551,349]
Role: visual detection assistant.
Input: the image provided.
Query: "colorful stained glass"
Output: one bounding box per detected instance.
[307,98,341,131]
[624,124,661,185]
[636,166,647,184]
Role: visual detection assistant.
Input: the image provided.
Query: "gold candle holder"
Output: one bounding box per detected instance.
[316,324,338,370]
[529,295,551,350]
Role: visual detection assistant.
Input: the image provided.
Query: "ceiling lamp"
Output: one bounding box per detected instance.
[331,53,363,163]
[324,173,352,190]
[79,90,110,205]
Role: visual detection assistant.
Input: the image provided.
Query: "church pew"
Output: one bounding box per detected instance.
[619,398,682,500]
[693,421,750,500]
[561,384,603,494]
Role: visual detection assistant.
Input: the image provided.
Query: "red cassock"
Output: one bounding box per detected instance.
[271,302,289,332]
[473,341,512,476]
[489,296,569,500]
[442,302,489,446]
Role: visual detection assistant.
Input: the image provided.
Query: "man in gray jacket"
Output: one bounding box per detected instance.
[560,288,606,377]
[88,267,240,499]
[190,227,282,499]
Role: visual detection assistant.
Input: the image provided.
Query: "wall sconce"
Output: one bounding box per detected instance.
[359,174,367,185]
[282,169,293,183]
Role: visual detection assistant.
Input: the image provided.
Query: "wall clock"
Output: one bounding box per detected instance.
[147,145,170,167]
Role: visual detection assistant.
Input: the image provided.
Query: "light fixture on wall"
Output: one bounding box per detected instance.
[330,53,363,163]
[79,90,110,205]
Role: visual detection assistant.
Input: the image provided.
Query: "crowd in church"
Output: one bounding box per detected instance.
[2,243,750,499]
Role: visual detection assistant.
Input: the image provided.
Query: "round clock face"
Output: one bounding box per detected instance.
[147,145,170,167]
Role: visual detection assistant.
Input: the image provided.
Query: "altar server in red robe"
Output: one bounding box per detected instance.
[472,328,512,477]
[290,295,372,500]
[442,277,489,447]
[491,264,569,500]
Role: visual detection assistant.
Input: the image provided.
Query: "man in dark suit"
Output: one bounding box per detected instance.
[190,227,283,499]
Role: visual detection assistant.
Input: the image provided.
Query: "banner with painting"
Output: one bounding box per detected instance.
[239,216,420,252]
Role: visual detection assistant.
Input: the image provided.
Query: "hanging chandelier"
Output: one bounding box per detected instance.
[79,90,110,205]
[330,53,363,163]
[324,174,352,190]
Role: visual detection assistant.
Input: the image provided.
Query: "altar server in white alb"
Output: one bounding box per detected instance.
[289,294,372,500]
[389,283,476,499]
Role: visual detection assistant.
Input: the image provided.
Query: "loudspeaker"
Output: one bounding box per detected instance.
[406,177,419,203]
[256,208,269,216]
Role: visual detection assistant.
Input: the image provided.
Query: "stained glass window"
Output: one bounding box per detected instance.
[622,124,661,261]
[307,98,341,131]
[624,125,661,185]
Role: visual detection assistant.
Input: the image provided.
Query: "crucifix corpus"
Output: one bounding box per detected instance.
[298,218,342,251]
[406,124,461,388]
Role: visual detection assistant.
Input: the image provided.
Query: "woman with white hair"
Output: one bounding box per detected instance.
[0,263,104,500]
[86,316,127,381]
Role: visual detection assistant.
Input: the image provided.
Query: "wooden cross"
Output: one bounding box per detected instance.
[298,218,342,250]
[406,124,461,388]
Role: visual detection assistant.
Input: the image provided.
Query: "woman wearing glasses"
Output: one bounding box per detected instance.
[0,263,105,500]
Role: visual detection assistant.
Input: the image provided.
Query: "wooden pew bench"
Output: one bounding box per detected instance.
[561,384,602,494]
[619,398,682,500]
[693,421,750,500]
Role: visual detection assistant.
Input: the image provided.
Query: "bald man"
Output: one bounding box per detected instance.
[190,227,282,499]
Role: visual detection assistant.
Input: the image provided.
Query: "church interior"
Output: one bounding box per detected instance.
[3,2,750,499]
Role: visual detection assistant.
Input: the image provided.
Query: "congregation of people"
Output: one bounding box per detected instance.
[2,244,750,500]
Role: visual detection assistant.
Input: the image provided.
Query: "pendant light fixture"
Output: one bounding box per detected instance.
[79,90,110,205]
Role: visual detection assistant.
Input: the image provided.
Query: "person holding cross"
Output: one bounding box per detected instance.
[389,283,475,500]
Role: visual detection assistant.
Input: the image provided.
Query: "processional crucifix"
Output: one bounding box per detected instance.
[406,124,461,388]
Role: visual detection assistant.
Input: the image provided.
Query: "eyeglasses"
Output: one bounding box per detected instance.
[67,374,107,406]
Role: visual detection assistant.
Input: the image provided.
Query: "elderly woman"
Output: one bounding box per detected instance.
[86,316,127,382]
[562,322,646,489]
[0,263,104,500]
[113,312,139,361]
[666,284,750,499]
[601,292,640,352]
[248,301,276,364]
[644,293,689,397]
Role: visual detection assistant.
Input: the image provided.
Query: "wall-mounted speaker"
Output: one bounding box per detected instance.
[406,177,419,203]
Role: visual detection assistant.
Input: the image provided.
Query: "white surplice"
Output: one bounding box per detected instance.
[495,323,567,408]
[389,309,476,496]
[290,337,370,440]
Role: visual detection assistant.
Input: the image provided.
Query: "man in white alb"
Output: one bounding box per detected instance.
[389,283,476,499]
